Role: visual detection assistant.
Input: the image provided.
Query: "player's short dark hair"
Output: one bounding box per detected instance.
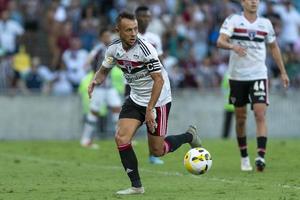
[135,6,150,15]
[99,28,109,37]
[116,11,136,25]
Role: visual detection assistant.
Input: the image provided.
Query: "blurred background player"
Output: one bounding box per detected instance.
[135,5,165,165]
[80,29,122,148]
[217,0,289,172]
[221,71,234,139]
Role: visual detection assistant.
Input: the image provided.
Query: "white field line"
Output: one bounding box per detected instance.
[1,153,300,191]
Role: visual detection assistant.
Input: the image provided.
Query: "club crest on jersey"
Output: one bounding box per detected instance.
[124,61,133,73]
[247,30,257,40]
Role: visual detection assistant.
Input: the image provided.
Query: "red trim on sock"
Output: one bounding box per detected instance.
[239,145,247,150]
[257,148,266,152]
[118,143,132,151]
[163,140,170,155]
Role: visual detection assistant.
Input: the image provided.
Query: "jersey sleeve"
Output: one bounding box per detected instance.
[219,15,235,37]
[143,42,162,73]
[265,19,276,44]
[102,46,116,69]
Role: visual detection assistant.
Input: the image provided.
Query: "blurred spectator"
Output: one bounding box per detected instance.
[62,36,88,92]
[51,64,73,96]
[7,0,23,26]
[12,45,31,76]
[25,59,43,92]
[275,0,300,48]
[21,0,41,32]
[68,0,82,33]
[79,4,99,51]
[0,10,24,55]
[0,0,9,13]
[24,56,53,94]
[0,53,14,93]
[162,50,183,88]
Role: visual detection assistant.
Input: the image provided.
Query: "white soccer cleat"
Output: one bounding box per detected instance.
[116,187,145,195]
[80,140,99,149]
[241,156,253,171]
[255,157,266,172]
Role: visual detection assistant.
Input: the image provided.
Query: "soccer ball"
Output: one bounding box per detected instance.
[184,147,212,175]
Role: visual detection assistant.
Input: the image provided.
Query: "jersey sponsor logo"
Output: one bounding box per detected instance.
[124,70,149,83]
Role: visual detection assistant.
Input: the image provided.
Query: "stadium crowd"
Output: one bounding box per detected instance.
[0,0,300,96]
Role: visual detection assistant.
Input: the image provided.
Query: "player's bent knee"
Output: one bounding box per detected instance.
[115,132,130,146]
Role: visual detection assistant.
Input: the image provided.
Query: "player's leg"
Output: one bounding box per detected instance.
[147,102,165,164]
[81,110,99,148]
[115,98,144,195]
[222,110,234,139]
[234,106,252,171]
[106,88,122,129]
[147,103,201,157]
[253,103,267,171]
[81,88,105,148]
[148,140,164,164]
[115,119,143,193]
[250,79,269,172]
[229,80,252,171]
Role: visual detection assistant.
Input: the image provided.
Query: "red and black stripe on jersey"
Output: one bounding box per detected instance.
[231,28,267,42]
[117,59,161,74]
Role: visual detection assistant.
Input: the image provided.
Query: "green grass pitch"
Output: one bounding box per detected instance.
[0,139,300,200]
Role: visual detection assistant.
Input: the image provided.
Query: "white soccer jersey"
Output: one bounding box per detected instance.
[102,37,172,107]
[220,13,276,80]
[139,32,163,56]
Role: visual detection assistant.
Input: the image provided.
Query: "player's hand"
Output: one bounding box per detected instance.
[88,80,98,99]
[146,108,157,134]
[280,73,290,89]
[232,45,247,57]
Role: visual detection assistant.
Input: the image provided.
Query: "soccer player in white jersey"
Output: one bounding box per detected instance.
[217,0,289,172]
[135,5,164,165]
[80,29,122,148]
[88,12,202,195]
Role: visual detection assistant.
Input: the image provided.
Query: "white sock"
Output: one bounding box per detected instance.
[81,113,98,145]
[111,113,119,131]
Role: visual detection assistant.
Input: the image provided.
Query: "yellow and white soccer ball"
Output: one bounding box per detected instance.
[184,147,212,175]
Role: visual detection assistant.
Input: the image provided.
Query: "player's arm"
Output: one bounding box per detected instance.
[146,71,164,133]
[268,42,290,88]
[88,66,111,98]
[216,33,246,56]
[148,72,164,111]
